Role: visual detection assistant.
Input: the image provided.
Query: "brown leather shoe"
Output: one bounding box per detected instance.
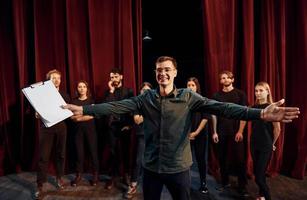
[71,173,82,187]
[105,179,114,190]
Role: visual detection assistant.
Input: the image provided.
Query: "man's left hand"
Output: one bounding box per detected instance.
[262,99,300,123]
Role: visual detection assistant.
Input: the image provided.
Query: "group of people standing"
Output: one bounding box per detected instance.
[35,68,149,199]
[35,56,299,200]
[186,71,280,200]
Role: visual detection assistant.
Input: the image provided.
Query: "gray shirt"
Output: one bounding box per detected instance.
[84,87,261,174]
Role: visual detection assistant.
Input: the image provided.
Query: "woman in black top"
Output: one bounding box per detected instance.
[187,77,211,194]
[125,82,152,199]
[251,82,280,200]
[71,80,99,186]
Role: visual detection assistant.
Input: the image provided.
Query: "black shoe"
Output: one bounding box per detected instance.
[238,188,249,197]
[105,179,114,190]
[35,183,43,199]
[91,172,99,186]
[216,183,231,191]
[71,173,82,187]
[56,178,65,189]
[199,185,209,194]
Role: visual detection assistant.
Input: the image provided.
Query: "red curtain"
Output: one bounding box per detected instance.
[0,0,306,180]
[0,0,142,174]
[203,0,307,179]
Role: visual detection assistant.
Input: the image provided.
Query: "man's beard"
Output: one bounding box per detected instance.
[112,81,121,87]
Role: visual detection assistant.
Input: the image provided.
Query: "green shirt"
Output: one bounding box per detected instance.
[84,88,261,174]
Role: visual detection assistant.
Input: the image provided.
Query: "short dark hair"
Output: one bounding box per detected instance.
[155,56,177,69]
[110,68,123,75]
[140,82,153,91]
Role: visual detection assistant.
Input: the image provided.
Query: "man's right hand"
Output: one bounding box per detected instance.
[212,132,219,143]
[108,81,115,93]
[62,104,83,115]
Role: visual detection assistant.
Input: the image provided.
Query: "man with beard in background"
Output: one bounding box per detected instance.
[104,68,134,190]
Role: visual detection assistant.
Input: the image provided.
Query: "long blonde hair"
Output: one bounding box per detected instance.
[255,81,273,105]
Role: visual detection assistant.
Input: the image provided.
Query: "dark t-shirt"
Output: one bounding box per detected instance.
[191,112,211,136]
[212,88,247,135]
[71,97,95,129]
[251,103,273,151]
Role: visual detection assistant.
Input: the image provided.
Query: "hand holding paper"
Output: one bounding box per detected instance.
[22,80,73,127]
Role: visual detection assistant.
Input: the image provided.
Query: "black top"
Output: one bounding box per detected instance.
[84,87,261,174]
[104,86,134,128]
[213,88,247,135]
[191,112,211,136]
[71,98,95,128]
[251,103,273,151]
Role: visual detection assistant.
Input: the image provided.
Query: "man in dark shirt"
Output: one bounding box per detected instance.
[63,56,299,200]
[104,68,134,189]
[212,70,248,196]
[36,69,70,198]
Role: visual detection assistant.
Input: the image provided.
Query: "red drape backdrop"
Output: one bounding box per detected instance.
[0,0,142,175]
[0,0,306,180]
[203,0,307,179]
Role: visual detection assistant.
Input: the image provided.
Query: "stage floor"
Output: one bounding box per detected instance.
[0,170,306,200]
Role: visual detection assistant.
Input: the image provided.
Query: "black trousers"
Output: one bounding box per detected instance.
[217,134,247,188]
[131,135,145,183]
[107,125,131,176]
[251,148,272,200]
[191,132,208,185]
[75,125,99,173]
[37,122,67,184]
[143,168,191,200]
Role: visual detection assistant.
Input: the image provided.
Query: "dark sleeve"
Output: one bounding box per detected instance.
[61,92,71,103]
[127,88,134,98]
[83,96,141,118]
[202,113,212,120]
[239,89,248,106]
[104,90,117,102]
[189,91,261,120]
[89,98,95,105]
[212,92,218,101]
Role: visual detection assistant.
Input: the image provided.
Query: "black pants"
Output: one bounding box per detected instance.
[191,132,208,185]
[131,135,145,183]
[251,148,272,200]
[143,168,191,200]
[75,125,99,173]
[37,122,67,184]
[218,134,247,188]
[107,125,131,176]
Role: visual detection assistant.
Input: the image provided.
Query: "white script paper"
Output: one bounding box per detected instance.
[22,80,73,127]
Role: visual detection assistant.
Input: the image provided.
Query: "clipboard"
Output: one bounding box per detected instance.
[22,80,73,127]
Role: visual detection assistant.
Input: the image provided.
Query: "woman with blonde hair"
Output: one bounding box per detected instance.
[251,82,281,200]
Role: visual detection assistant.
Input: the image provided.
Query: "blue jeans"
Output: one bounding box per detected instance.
[143,168,191,200]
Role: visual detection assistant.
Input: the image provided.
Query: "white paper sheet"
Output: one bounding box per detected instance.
[22,80,73,127]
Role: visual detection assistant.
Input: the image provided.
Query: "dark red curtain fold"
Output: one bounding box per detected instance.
[0,0,141,175]
[203,0,307,179]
